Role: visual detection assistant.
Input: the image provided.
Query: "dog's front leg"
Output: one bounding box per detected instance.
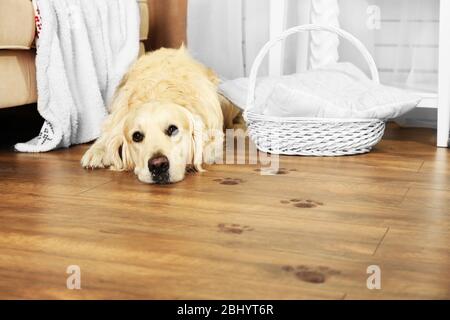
[202,130,224,165]
[81,134,110,169]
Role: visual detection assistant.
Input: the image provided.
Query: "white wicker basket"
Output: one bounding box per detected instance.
[244,24,386,156]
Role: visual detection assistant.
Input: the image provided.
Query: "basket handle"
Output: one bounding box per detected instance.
[245,24,380,111]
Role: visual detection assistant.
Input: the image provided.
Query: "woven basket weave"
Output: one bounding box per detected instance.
[244,24,386,156]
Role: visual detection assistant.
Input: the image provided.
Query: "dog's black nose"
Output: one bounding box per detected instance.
[148,155,170,175]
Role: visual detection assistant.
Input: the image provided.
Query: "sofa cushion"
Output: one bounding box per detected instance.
[0,50,37,108]
[0,0,36,49]
[0,43,146,110]
[0,0,149,109]
[0,0,149,49]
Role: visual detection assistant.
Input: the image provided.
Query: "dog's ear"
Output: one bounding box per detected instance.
[105,110,135,171]
[106,134,134,171]
[119,137,134,170]
[186,112,205,172]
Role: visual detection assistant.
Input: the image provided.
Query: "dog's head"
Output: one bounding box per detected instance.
[121,102,204,184]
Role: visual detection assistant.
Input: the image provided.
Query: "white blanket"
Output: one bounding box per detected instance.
[15,0,140,152]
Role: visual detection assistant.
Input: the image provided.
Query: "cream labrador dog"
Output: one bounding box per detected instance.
[81,46,241,184]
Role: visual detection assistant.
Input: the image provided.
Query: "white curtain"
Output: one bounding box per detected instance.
[187,0,245,79]
[187,0,439,127]
[339,0,439,93]
[187,0,317,80]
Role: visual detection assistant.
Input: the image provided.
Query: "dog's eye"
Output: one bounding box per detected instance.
[166,125,179,137]
[132,131,144,142]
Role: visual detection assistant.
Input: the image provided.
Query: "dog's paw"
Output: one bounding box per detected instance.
[203,144,219,165]
[203,134,224,164]
[81,148,106,169]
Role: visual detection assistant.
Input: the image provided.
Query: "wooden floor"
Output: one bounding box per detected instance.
[0,123,448,299]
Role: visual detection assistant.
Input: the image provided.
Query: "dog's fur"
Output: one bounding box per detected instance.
[81,46,241,183]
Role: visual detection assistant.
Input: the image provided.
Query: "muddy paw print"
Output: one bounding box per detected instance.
[213,177,244,185]
[254,167,297,175]
[280,198,323,208]
[281,265,340,284]
[218,223,254,234]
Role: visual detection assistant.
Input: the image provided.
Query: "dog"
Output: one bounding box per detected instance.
[81,46,242,184]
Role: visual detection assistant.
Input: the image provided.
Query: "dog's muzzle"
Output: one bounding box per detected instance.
[148,155,170,184]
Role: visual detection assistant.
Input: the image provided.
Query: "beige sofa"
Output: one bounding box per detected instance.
[0,0,150,109]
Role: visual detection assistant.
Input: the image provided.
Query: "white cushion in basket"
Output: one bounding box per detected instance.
[219,63,421,120]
